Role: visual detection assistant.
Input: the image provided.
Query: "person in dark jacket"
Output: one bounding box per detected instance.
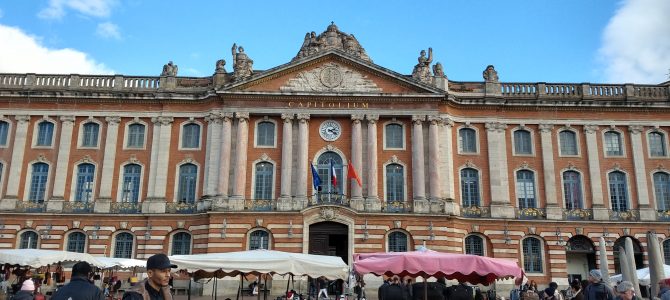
[380,276,407,300]
[570,280,585,300]
[51,261,104,300]
[123,253,176,300]
[584,270,614,300]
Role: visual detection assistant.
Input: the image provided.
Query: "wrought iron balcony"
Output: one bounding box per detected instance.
[167,201,197,213]
[245,199,274,211]
[63,201,93,213]
[610,209,639,221]
[310,193,349,207]
[658,210,670,221]
[461,205,491,218]
[516,207,546,220]
[110,202,141,214]
[383,200,411,213]
[563,208,593,221]
[17,201,46,213]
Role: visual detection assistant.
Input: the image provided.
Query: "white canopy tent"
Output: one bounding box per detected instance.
[0,249,105,268]
[95,257,146,270]
[169,249,349,279]
[609,265,670,286]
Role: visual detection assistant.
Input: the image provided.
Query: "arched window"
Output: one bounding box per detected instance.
[516,170,536,208]
[254,162,273,200]
[177,164,197,203]
[316,152,343,195]
[75,164,95,202]
[514,130,532,155]
[19,231,38,249]
[461,168,480,207]
[522,237,543,273]
[29,163,49,202]
[36,121,54,146]
[609,171,628,211]
[465,235,484,256]
[256,121,275,147]
[121,164,141,202]
[459,128,477,153]
[67,232,86,253]
[559,131,578,155]
[386,164,404,202]
[127,124,145,148]
[604,131,623,156]
[649,132,667,157]
[182,123,200,149]
[563,171,583,209]
[0,121,8,146]
[171,232,191,255]
[388,231,408,252]
[654,172,670,211]
[664,239,670,265]
[114,232,134,258]
[385,124,403,149]
[82,123,99,147]
[249,230,269,250]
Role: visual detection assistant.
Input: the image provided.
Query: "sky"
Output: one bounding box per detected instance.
[0,0,669,84]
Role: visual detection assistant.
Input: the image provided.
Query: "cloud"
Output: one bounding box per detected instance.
[38,0,117,19]
[0,24,113,74]
[96,22,121,39]
[598,0,670,84]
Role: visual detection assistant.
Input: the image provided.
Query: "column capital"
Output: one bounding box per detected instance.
[297,113,310,123]
[441,117,455,127]
[236,112,250,121]
[366,114,379,124]
[412,115,426,125]
[151,116,174,126]
[427,115,442,125]
[205,112,222,124]
[628,125,644,135]
[221,112,234,122]
[583,124,599,134]
[59,115,76,124]
[15,115,30,124]
[281,113,294,122]
[105,116,121,125]
[538,123,554,133]
[485,122,507,132]
[351,114,364,124]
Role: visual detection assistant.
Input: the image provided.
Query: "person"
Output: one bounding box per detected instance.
[12,278,37,300]
[51,261,104,300]
[447,281,474,300]
[570,280,584,300]
[318,276,329,300]
[546,282,564,300]
[543,288,558,300]
[584,270,614,300]
[354,280,366,300]
[380,276,407,300]
[122,253,177,300]
[614,281,637,300]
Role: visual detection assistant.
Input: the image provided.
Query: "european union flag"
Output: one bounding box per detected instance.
[310,162,322,190]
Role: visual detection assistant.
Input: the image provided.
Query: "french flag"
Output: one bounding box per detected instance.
[330,160,337,187]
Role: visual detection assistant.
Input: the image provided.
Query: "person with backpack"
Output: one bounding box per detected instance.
[585,270,614,300]
[51,262,104,300]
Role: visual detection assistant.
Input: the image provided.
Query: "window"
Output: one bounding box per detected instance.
[121,164,141,202]
[459,128,477,153]
[386,164,404,202]
[385,124,403,149]
[0,121,8,146]
[182,123,200,149]
[177,164,197,203]
[254,162,273,200]
[256,121,275,147]
[664,239,670,265]
[650,132,667,157]
[514,129,532,155]
[75,164,95,202]
[609,171,628,211]
[67,232,86,253]
[604,131,623,156]
[388,231,408,252]
[171,232,191,255]
[249,230,269,250]
[465,235,484,256]
[563,171,583,210]
[19,231,38,249]
[522,237,543,273]
[461,168,480,207]
[127,124,145,148]
[316,152,343,195]
[36,121,54,146]
[82,123,99,147]
[114,232,133,258]
[29,163,49,202]
[654,172,670,211]
[516,170,536,208]
[559,131,578,155]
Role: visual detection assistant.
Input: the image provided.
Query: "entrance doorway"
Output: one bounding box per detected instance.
[565,235,596,283]
[309,221,349,264]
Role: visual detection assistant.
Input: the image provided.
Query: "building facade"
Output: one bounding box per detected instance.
[1,23,670,286]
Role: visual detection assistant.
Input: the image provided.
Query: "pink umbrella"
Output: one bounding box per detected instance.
[353,248,524,285]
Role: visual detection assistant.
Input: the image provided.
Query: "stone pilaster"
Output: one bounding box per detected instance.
[427,116,442,202]
[539,124,561,220]
[0,115,30,211]
[584,125,607,220]
[441,118,457,215]
[48,115,76,212]
[95,116,121,213]
[146,117,161,198]
[229,112,249,210]
[278,113,294,211]
[350,114,364,210]
[629,125,654,220]
[295,114,310,209]
[412,115,428,212]
[217,113,234,198]
[153,117,173,199]
[486,122,514,218]
[143,116,172,213]
[204,112,222,198]
[365,115,381,211]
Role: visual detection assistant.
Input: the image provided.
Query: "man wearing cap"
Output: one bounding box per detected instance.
[51,261,104,300]
[123,253,176,300]
[585,270,614,300]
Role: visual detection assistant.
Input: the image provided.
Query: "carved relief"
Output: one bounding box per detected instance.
[393,220,401,229]
[120,221,128,229]
[583,125,599,134]
[628,125,644,134]
[319,207,337,221]
[538,124,554,133]
[485,122,507,132]
[280,62,381,93]
[105,116,121,125]
[72,220,80,229]
[293,23,371,62]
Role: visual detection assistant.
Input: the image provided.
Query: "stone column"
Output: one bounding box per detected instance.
[0,115,30,210]
[486,122,514,218]
[48,115,76,212]
[295,114,310,208]
[229,112,249,209]
[278,113,294,211]
[349,114,364,210]
[427,116,442,203]
[217,112,234,199]
[584,125,607,220]
[629,125,654,220]
[539,124,561,219]
[203,112,222,198]
[366,115,381,211]
[147,118,161,198]
[441,117,457,215]
[95,116,120,213]
[412,115,429,212]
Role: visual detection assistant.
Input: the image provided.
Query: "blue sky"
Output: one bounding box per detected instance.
[0,0,668,84]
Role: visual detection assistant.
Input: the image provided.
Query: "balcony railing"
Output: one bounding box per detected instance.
[461,205,491,218]
[166,202,197,213]
[17,201,46,213]
[62,201,93,213]
[657,210,670,221]
[610,209,639,221]
[310,193,349,206]
[516,207,546,220]
[383,200,411,213]
[245,199,274,211]
[110,202,141,214]
[563,208,593,221]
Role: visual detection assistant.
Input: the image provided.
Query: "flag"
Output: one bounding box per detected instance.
[330,160,338,187]
[347,160,362,187]
[310,163,321,190]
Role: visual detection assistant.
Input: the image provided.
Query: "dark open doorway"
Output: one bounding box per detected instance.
[309,221,349,264]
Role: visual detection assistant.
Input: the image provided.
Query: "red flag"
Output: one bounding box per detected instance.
[347,160,362,187]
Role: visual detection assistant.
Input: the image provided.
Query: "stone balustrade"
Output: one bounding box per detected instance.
[500,82,669,101]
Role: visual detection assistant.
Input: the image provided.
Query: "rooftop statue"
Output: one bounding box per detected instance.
[161,61,178,76]
[433,62,445,78]
[412,48,433,84]
[215,59,227,73]
[293,22,371,62]
[483,65,499,82]
[231,43,254,80]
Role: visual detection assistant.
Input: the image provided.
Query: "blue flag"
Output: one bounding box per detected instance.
[310,163,322,190]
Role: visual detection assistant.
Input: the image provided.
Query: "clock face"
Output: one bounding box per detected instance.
[319,120,342,141]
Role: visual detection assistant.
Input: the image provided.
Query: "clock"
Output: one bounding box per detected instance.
[319,120,342,141]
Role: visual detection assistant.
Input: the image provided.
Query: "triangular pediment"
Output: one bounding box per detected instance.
[221,51,444,95]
